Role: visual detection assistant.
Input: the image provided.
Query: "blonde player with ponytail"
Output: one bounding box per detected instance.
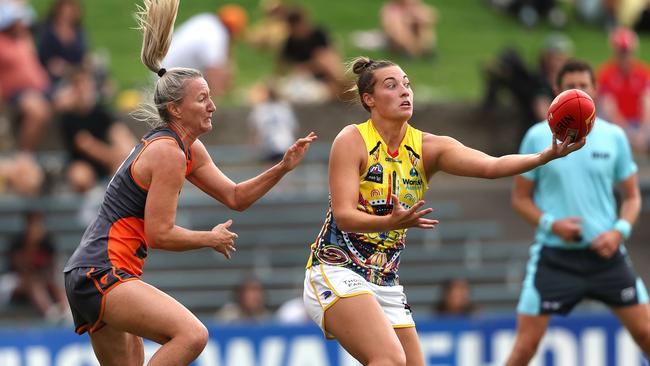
[62,1,316,364]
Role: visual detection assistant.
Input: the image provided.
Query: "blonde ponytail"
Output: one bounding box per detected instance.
[132,0,203,128]
[135,0,180,74]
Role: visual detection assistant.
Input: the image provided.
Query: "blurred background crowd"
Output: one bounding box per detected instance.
[1,0,650,329]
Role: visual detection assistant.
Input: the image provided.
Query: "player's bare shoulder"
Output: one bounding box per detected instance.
[332,125,365,154]
[422,132,463,174]
[141,138,187,173]
[330,124,368,173]
[422,132,461,154]
[334,124,363,142]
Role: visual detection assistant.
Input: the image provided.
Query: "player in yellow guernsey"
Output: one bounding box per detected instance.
[303,57,584,366]
[307,120,428,286]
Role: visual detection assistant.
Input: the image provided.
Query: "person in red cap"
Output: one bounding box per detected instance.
[161,4,248,99]
[597,27,650,154]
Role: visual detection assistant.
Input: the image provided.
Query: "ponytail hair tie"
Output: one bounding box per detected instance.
[157,68,167,77]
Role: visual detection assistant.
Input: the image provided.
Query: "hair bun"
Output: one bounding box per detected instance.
[352,57,374,75]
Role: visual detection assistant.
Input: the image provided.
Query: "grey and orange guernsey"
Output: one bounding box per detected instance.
[63,126,192,334]
[306,119,428,286]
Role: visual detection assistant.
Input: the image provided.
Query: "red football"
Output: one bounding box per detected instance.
[547,89,596,142]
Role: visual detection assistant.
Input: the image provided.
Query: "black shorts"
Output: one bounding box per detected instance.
[64,267,139,334]
[517,246,649,315]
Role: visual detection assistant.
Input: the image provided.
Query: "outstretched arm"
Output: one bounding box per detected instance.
[330,126,437,233]
[424,133,584,179]
[188,132,317,211]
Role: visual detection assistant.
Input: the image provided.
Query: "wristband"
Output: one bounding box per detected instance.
[538,213,555,234]
[613,219,632,240]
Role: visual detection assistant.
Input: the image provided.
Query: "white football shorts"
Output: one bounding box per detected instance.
[303,264,415,338]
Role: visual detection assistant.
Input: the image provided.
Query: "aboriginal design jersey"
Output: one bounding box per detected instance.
[307,120,428,286]
[63,127,192,276]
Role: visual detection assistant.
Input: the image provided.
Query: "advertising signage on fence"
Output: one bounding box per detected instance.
[0,314,645,366]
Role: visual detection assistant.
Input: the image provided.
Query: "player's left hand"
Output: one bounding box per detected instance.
[591,230,622,259]
[279,132,318,171]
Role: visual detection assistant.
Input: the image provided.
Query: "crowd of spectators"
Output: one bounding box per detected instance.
[0,0,134,198]
[481,25,650,157]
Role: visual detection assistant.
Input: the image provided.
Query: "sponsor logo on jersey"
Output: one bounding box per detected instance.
[402,178,423,190]
[365,163,383,183]
[370,188,383,197]
[321,290,332,300]
[592,151,610,159]
[385,157,402,163]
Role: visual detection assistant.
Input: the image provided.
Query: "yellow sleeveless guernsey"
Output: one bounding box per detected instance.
[307,119,428,286]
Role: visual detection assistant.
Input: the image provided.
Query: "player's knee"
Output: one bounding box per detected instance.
[183,322,209,356]
[368,348,406,366]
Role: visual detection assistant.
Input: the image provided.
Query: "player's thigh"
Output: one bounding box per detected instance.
[325,294,404,364]
[102,280,207,344]
[90,325,144,366]
[395,326,424,366]
[612,303,650,338]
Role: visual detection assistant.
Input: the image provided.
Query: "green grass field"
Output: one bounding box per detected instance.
[30,0,650,104]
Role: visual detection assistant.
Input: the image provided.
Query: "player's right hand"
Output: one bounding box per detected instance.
[388,194,438,229]
[211,219,238,259]
[551,217,583,243]
[542,135,586,163]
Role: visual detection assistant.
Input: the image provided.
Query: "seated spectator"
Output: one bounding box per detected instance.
[0,1,52,151]
[380,0,438,58]
[162,4,248,99]
[248,83,298,163]
[215,278,270,324]
[597,27,650,154]
[36,0,87,86]
[7,211,69,322]
[481,34,572,144]
[434,278,477,317]
[54,68,136,193]
[277,7,345,102]
[246,0,290,52]
[0,152,43,196]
